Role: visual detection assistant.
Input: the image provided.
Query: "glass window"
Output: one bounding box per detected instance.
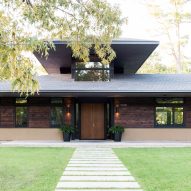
[155,98,184,127]
[75,62,109,69]
[156,98,183,104]
[51,98,63,104]
[16,107,27,127]
[156,107,173,125]
[16,98,27,104]
[73,62,111,81]
[50,98,64,128]
[15,98,27,127]
[174,107,183,125]
[75,70,110,81]
[51,107,64,128]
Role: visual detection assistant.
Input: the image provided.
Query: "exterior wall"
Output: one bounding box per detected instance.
[28,106,50,128]
[114,97,191,141]
[0,97,72,140]
[114,98,155,128]
[0,128,63,141]
[122,128,191,141]
[1,96,191,141]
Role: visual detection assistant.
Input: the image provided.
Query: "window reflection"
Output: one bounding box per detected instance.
[74,62,111,81]
[15,98,27,127]
[156,106,184,127]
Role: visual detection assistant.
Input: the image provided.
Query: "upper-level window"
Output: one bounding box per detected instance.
[50,98,64,128]
[15,98,28,127]
[72,62,112,81]
[155,98,184,127]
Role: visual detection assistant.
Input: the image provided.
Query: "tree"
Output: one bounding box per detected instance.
[138,51,176,73]
[147,0,191,73]
[0,0,124,95]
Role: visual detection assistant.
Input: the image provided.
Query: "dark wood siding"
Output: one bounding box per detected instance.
[0,97,73,128]
[0,98,14,128]
[28,106,50,128]
[1,97,191,129]
[114,98,155,128]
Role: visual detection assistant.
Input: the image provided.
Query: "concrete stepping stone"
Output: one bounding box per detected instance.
[73,155,118,159]
[56,181,140,189]
[55,189,143,191]
[60,175,135,181]
[63,170,131,176]
[67,163,124,167]
[55,147,142,191]
[69,161,121,164]
[65,167,127,171]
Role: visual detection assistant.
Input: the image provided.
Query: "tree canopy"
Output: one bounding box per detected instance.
[0,0,124,95]
[147,0,191,73]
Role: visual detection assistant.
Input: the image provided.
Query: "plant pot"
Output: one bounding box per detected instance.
[114,132,122,142]
[71,133,75,140]
[63,133,71,142]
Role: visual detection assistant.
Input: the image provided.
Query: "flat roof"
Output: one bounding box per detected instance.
[35,39,159,74]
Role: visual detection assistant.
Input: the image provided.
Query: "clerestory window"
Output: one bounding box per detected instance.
[72,62,113,81]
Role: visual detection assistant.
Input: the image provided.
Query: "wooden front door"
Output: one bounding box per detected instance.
[81,103,105,140]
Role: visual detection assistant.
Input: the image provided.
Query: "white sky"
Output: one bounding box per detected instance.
[108,0,191,66]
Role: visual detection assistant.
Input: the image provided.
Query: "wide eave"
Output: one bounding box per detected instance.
[35,39,159,74]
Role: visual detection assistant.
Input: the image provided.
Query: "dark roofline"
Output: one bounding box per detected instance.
[53,38,159,45]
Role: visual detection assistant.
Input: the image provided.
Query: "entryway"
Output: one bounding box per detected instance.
[80,103,105,140]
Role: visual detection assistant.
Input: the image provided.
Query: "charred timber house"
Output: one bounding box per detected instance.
[0,39,191,141]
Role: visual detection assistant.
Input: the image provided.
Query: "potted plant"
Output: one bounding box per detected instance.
[109,125,124,142]
[59,124,75,142]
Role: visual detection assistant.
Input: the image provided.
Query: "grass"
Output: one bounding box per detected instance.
[114,148,191,191]
[0,147,74,191]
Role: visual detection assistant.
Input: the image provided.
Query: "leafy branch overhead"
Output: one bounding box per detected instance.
[0,0,124,95]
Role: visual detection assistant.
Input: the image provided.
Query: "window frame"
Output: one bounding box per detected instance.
[15,98,28,128]
[71,62,114,81]
[50,98,64,128]
[154,98,185,128]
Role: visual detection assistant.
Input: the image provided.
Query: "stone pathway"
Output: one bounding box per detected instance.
[55,147,143,191]
[3,140,191,148]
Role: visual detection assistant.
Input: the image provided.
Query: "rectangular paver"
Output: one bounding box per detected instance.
[67,163,124,167]
[57,181,140,189]
[69,161,121,164]
[56,189,143,191]
[55,147,142,191]
[60,175,135,181]
[63,170,131,176]
[65,167,127,171]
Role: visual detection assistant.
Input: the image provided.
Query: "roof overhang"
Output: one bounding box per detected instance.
[35,39,159,74]
[1,91,191,97]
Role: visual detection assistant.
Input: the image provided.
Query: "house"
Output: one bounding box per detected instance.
[1,39,191,141]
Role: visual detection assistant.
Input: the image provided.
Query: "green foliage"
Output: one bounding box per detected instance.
[108,125,124,134]
[147,0,191,73]
[0,0,124,95]
[59,124,75,134]
[138,51,176,73]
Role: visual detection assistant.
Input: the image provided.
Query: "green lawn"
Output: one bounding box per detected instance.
[114,148,191,191]
[0,147,74,191]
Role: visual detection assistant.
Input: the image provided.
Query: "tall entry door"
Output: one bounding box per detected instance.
[81,103,105,140]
